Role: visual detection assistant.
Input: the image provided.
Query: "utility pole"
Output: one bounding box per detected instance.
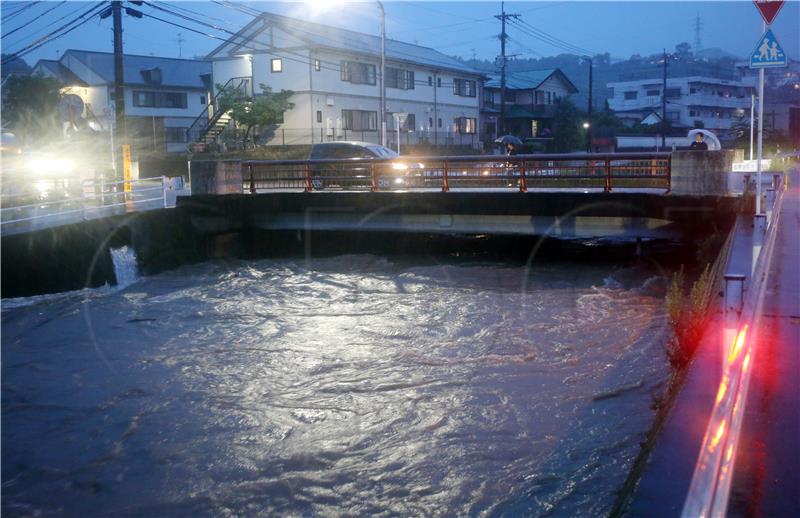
[112,0,126,180]
[661,49,668,149]
[587,57,593,152]
[495,1,519,136]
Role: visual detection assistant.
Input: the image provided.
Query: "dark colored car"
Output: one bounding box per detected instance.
[308,142,413,189]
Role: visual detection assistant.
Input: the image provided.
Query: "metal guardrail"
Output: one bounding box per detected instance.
[240,152,672,194]
[681,174,786,517]
[1,176,174,232]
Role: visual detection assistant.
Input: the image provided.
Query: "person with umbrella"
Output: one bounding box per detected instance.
[495,135,523,155]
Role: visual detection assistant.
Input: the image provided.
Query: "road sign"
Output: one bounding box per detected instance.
[752,0,785,25]
[750,29,788,68]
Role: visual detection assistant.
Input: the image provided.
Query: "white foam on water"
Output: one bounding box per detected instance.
[110,245,139,289]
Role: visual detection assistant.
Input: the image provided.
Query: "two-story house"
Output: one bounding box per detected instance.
[205,12,486,149]
[607,76,756,139]
[32,50,211,153]
[481,69,578,145]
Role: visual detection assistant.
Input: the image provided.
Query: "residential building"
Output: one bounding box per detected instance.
[205,12,486,149]
[481,69,578,146]
[607,76,756,139]
[736,60,800,145]
[32,50,212,153]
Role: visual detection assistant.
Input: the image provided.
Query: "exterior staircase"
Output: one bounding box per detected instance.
[186,77,251,152]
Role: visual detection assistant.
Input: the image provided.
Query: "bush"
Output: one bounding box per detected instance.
[665,264,712,367]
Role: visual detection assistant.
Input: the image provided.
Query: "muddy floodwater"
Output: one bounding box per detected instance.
[2,252,673,516]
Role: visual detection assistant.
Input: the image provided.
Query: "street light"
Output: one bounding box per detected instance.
[377,0,386,147]
[582,122,590,129]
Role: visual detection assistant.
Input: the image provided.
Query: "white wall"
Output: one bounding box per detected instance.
[212,57,252,96]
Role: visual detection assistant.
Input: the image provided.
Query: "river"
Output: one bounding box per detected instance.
[2,248,674,516]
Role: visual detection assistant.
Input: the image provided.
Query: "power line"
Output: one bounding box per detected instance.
[3,2,92,52]
[508,18,595,57]
[1,1,66,40]
[2,1,41,23]
[2,2,108,65]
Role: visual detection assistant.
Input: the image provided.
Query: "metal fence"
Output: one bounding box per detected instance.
[218,128,484,150]
[0,176,178,235]
[240,152,671,194]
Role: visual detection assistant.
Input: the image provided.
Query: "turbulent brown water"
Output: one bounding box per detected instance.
[2,253,672,516]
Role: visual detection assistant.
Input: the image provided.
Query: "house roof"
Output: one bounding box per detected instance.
[485,69,578,93]
[50,50,211,89]
[33,59,87,86]
[207,12,484,77]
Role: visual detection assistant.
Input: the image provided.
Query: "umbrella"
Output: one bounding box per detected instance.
[494,135,523,145]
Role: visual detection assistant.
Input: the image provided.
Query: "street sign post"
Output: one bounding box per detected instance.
[752,0,785,25]
[749,29,788,69]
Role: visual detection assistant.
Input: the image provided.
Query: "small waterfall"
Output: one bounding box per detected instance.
[110,245,139,289]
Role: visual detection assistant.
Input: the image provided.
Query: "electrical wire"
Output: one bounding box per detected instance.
[508,18,595,57]
[1,1,41,23]
[3,2,95,52]
[2,1,67,40]
[1,2,108,65]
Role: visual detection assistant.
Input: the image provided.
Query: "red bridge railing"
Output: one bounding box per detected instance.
[241,152,671,194]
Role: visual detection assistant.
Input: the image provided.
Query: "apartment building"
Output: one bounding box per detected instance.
[206,12,486,149]
[607,76,756,139]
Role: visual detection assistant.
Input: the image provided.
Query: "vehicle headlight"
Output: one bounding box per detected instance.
[391,163,408,171]
[27,158,76,174]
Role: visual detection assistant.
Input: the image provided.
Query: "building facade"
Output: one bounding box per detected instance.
[32,50,211,153]
[206,12,485,149]
[607,76,756,139]
[481,69,578,147]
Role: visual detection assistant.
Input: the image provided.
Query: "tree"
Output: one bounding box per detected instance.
[548,98,584,152]
[1,54,31,79]
[217,83,294,142]
[1,74,62,145]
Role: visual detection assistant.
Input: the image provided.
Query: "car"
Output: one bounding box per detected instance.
[308,142,418,189]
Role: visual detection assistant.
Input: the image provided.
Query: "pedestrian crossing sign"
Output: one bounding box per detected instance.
[750,29,787,68]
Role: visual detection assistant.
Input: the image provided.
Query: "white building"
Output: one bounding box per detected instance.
[32,50,211,153]
[607,76,756,138]
[205,12,486,149]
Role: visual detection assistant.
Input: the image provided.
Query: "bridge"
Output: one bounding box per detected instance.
[1,151,796,515]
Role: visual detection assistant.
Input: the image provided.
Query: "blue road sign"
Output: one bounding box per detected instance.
[750,29,788,68]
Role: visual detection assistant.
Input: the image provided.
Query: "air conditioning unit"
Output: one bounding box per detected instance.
[326,96,334,106]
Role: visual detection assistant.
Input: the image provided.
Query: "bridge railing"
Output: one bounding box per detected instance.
[240,152,671,194]
[0,176,175,234]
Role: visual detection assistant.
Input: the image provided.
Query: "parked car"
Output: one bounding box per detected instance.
[308,142,420,189]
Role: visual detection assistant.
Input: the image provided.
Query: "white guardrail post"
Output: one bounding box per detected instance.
[162,176,168,208]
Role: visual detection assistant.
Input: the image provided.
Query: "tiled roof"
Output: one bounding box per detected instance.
[58,50,211,88]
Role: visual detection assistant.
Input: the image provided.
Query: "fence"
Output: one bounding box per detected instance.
[1,176,177,235]
[239,152,671,194]
[217,128,484,150]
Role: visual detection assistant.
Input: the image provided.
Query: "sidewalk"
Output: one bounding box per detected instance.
[729,168,800,516]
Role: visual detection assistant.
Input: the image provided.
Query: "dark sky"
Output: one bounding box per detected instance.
[3,1,798,66]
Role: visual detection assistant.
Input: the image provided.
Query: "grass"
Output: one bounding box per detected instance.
[665,264,713,367]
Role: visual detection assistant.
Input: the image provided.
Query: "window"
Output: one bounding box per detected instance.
[386,67,415,90]
[667,112,680,121]
[271,58,282,73]
[503,90,516,103]
[690,87,698,94]
[689,110,697,117]
[454,117,477,134]
[646,89,660,97]
[624,91,638,100]
[428,76,433,86]
[437,77,442,88]
[483,89,494,107]
[547,92,552,104]
[133,91,187,109]
[342,109,377,130]
[438,117,442,128]
[141,68,162,84]
[200,96,207,105]
[316,110,322,123]
[340,60,376,85]
[665,88,681,98]
[164,127,187,143]
[314,59,321,72]
[453,78,476,97]
[428,117,434,128]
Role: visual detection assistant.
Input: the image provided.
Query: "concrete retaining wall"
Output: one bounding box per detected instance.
[189,160,243,195]
[670,150,734,196]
